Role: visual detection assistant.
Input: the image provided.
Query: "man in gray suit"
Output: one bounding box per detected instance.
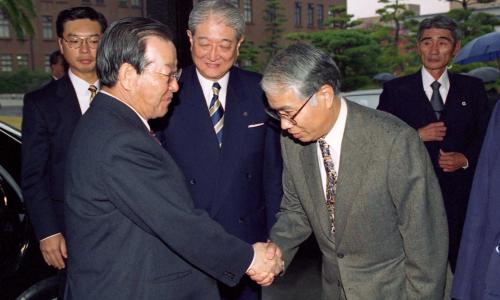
[261,43,449,299]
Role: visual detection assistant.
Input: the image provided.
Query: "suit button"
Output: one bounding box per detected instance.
[189,179,196,185]
[337,253,344,259]
[246,173,252,179]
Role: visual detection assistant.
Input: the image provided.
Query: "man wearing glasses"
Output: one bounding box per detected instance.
[262,44,449,299]
[21,6,107,297]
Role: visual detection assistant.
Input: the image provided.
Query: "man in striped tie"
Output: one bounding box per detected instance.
[158,1,283,300]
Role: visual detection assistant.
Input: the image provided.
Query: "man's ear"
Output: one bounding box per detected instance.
[187,30,194,50]
[236,36,245,57]
[453,40,461,56]
[318,84,335,109]
[117,63,138,91]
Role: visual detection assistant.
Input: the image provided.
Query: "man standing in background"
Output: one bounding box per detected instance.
[377,15,489,272]
[21,6,107,296]
[157,1,283,299]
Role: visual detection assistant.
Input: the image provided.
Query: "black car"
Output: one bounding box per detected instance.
[0,121,58,299]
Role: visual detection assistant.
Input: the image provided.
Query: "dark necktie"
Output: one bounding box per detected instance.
[209,82,224,146]
[430,81,444,119]
[89,84,97,102]
[318,138,337,234]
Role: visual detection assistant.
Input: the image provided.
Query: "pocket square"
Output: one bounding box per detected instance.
[248,123,265,128]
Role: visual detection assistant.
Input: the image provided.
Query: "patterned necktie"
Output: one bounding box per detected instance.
[318,138,337,234]
[430,81,444,119]
[88,84,97,102]
[209,82,224,146]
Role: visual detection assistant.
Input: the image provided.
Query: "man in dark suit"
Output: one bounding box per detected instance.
[21,6,107,295]
[64,17,283,299]
[261,43,448,299]
[49,50,68,81]
[158,2,282,299]
[377,15,490,272]
[452,102,500,299]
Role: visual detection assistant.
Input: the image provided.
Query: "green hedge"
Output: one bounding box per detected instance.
[0,69,50,93]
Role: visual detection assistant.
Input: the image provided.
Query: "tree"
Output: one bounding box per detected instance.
[238,39,262,72]
[376,0,415,50]
[287,29,382,91]
[261,0,287,61]
[445,0,495,10]
[327,4,361,30]
[448,9,500,43]
[0,0,36,38]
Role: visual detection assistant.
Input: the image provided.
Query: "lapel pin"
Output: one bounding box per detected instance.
[243,111,248,116]
[461,101,467,106]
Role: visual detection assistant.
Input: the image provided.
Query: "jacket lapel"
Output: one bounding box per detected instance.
[56,75,82,127]
[334,102,373,246]
[299,142,336,244]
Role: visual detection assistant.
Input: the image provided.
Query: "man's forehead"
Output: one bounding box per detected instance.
[420,28,453,39]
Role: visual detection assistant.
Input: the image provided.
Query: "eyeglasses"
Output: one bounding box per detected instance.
[62,36,101,49]
[265,93,314,126]
[147,69,181,85]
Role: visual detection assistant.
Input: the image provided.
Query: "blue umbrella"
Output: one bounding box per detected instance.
[453,32,500,65]
[373,72,396,82]
[467,67,499,83]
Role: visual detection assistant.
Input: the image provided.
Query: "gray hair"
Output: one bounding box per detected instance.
[417,15,460,44]
[188,0,245,40]
[261,43,342,100]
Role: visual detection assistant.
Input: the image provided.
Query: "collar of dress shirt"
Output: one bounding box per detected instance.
[100,90,150,131]
[196,68,230,109]
[68,68,100,114]
[318,97,348,176]
[421,67,450,103]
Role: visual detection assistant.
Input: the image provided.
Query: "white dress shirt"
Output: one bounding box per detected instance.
[196,69,230,110]
[68,69,100,114]
[317,97,348,200]
[421,67,450,104]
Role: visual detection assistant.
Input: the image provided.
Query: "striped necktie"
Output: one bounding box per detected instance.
[318,138,337,234]
[209,82,224,146]
[89,84,97,102]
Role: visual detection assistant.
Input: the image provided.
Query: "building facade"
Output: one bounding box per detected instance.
[0,0,145,73]
[0,0,344,73]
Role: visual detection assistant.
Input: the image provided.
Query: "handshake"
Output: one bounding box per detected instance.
[246,241,284,286]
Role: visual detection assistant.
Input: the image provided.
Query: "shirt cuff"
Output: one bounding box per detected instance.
[462,158,469,170]
[40,232,62,242]
[246,248,256,272]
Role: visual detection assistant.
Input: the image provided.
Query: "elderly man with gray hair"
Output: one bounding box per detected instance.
[158,1,283,299]
[263,43,449,299]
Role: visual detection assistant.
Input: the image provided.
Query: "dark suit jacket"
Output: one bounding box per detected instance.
[159,65,282,242]
[377,70,489,270]
[452,102,500,300]
[22,74,81,240]
[64,93,254,300]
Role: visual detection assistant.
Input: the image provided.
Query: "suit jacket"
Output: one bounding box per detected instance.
[452,102,500,300]
[22,74,81,240]
[64,93,254,300]
[377,71,489,270]
[270,101,448,300]
[159,65,283,243]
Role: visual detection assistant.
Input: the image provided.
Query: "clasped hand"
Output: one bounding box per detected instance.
[246,242,284,286]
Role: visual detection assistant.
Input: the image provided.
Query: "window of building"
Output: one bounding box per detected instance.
[1,54,13,72]
[42,16,53,39]
[96,0,105,4]
[81,0,91,4]
[131,0,141,7]
[243,0,252,23]
[307,3,314,28]
[44,54,51,72]
[294,1,302,27]
[228,0,239,8]
[16,54,28,68]
[317,4,324,27]
[0,12,10,38]
[118,0,128,7]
